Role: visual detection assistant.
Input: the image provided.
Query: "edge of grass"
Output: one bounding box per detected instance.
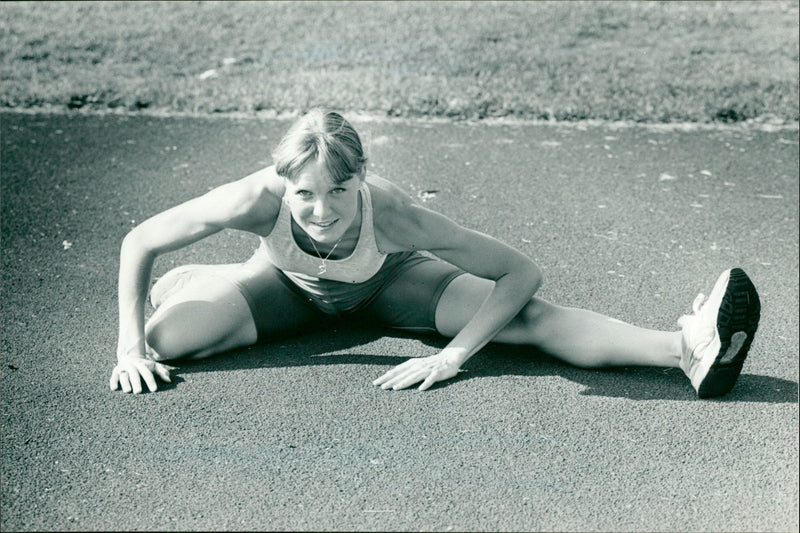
[2,1,798,126]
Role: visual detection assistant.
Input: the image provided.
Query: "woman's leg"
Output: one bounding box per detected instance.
[145,262,322,361]
[360,255,679,368]
[435,268,761,397]
[435,273,683,369]
[145,265,258,361]
[369,253,758,396]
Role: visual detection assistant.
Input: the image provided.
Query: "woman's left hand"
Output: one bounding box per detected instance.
[373,348,465,391]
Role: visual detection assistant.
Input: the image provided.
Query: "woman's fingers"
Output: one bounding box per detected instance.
[108,365,143,394]
[375,353,461,391]
[110,357,175,394]
[398,366,436,390]
[153,362,172,383]
[118,370,133,393]
[372,370,395,387]
[418,373,439,391]
[132,361,157,393]
[376,365,414,389]
[384,369,427,390]
[127,366,143,394]
[375,360,433,390]
[372,360,414,386]
[109,367,121,391]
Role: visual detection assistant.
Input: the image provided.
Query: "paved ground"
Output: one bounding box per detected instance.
[1,111,798,532]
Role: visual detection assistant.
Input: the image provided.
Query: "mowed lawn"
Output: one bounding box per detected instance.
[1,0,798,123]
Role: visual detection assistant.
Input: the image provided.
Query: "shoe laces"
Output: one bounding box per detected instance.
[677,292,710,373]
[691,292,706,315]
[677,292,706,329]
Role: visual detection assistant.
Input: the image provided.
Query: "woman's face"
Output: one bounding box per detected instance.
[283,158,363,244]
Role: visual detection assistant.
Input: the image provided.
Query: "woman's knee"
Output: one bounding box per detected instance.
[515,297,556,333]
[146,271,259,360]
[145,302,204,360]
[493,297,555,345]
[523,297,553,321]
[145,299,257,361]
[516,300,609,368]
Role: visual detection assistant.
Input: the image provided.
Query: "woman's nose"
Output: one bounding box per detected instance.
[313,199,331,218]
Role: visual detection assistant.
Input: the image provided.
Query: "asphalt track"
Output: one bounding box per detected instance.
[1,112,798,532]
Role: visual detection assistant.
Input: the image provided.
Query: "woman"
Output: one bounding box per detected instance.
[110,109,760,398]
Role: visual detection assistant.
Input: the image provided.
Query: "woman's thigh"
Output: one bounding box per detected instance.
[432,272,495,337]
[145,262,323,360]
[357,256,466,334]
[361,256,548,342]
[434,272,558,344]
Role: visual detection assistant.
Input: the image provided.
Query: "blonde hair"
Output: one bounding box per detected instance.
[272,109,367,184]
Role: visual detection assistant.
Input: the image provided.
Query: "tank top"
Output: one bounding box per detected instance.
[257,183,388,284]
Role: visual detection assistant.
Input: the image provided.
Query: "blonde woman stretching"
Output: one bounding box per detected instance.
[110,110,760,398]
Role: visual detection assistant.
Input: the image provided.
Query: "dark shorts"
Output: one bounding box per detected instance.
[230,252,465,342]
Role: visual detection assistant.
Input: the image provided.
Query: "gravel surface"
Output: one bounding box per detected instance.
[1,112,797,531]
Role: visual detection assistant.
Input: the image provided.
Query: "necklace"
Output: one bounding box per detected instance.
[308,235,343,275]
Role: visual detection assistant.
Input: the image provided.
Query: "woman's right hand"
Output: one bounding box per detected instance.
[110,356,172,394]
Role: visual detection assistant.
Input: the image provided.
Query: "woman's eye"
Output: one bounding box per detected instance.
[296,190,312,198]
[331,188,346,194]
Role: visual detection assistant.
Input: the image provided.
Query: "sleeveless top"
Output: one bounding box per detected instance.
[257,183,388,284]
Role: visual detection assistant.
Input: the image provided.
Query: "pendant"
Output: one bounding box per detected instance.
[318,263,327,275]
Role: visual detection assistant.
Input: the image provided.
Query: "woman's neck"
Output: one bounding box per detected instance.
[291,197,363,260]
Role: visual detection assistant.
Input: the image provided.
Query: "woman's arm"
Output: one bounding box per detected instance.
[373,195,542,390]
[111,167,280,393]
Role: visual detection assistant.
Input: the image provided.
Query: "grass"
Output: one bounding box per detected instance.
[1,1,798,123]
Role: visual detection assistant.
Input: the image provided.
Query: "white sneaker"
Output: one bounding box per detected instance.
[678,268,760,398]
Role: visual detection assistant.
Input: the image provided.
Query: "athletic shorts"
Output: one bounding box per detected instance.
[231,251,465,342]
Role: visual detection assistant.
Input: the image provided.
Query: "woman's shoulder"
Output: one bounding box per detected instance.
[366,173,413,208]
[242,165,284,200]
[366,173,430,252]
[366,173,415,219]
[214,165,284,234]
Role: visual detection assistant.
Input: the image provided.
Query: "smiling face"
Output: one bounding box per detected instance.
[283,158,364,244]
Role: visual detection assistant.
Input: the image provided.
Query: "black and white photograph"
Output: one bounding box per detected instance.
[1,1,798,531]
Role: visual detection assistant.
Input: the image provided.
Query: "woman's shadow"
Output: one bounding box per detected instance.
[166,325,797,403]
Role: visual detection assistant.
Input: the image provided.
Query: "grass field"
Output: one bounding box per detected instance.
[1,1,798,123]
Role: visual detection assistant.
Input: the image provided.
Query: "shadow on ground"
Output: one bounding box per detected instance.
[165,327,797,404]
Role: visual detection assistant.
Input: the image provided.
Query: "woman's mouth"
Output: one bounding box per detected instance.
[311,219,338,229]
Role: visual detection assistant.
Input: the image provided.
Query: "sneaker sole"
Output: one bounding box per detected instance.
[697,268,761,398]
